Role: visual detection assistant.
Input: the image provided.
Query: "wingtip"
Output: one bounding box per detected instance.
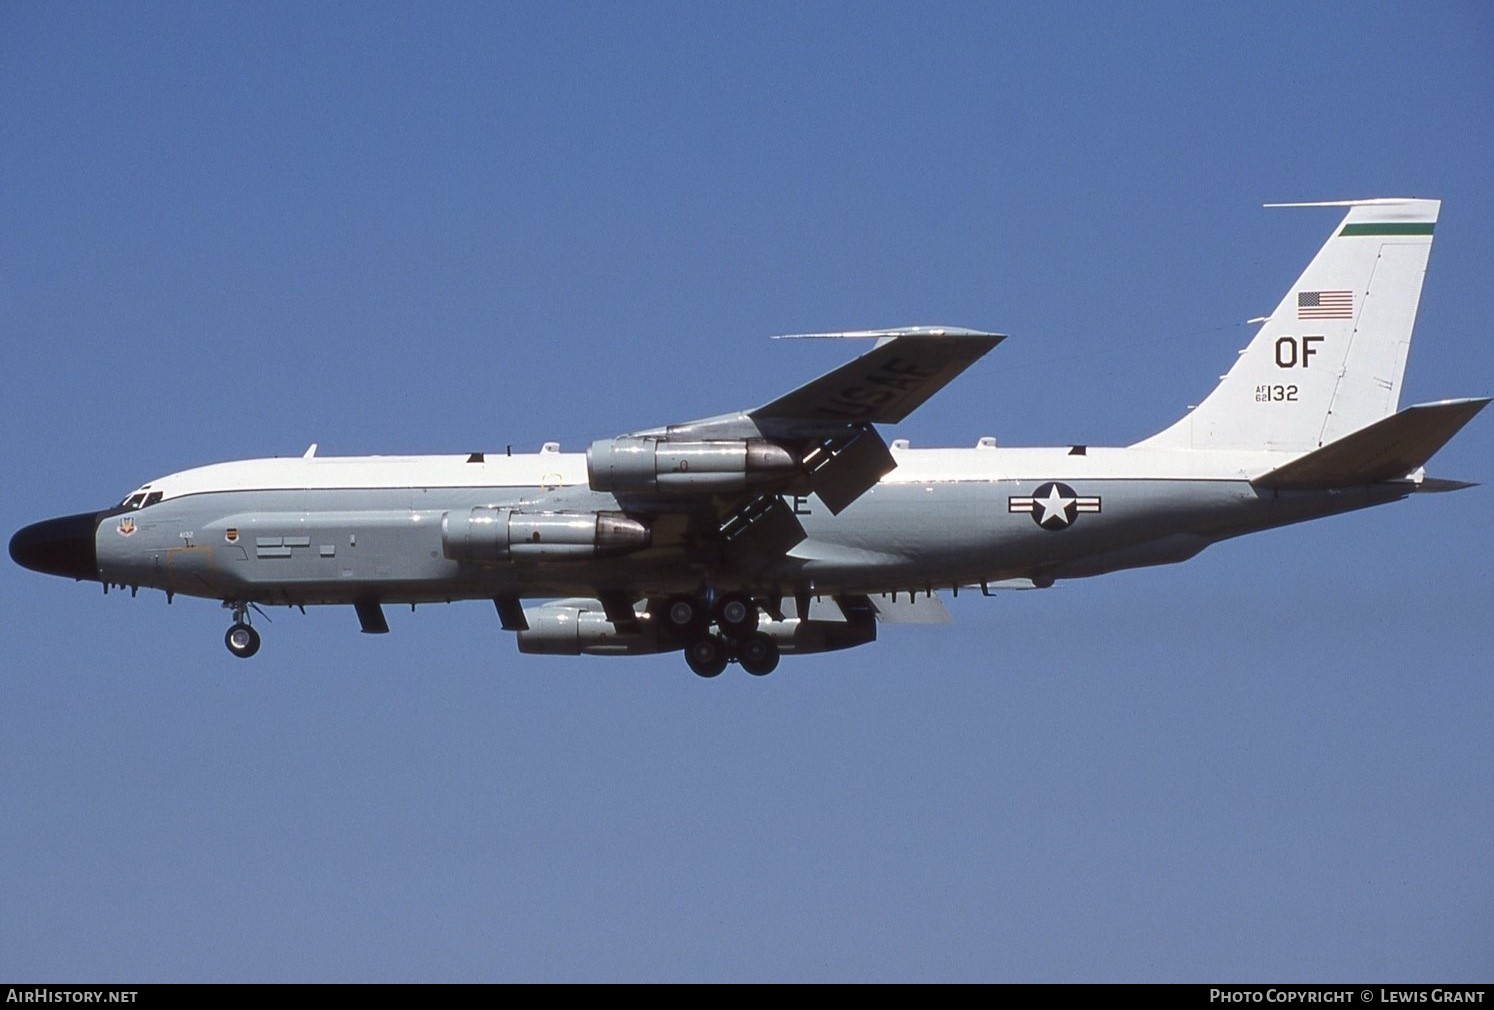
[772,326,1004,341]
[1405,395,1492,414]
[1415,477,1480,493]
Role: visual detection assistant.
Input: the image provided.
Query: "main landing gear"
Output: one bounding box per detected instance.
[223,602,261,659]
[666,591,780,678]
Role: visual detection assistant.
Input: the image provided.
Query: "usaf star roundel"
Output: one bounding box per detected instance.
[1009,481,1101,531]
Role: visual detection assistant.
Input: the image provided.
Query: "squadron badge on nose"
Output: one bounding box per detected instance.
[1009,481,1101,530]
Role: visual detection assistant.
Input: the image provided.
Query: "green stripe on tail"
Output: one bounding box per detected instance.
[1340,222,1435,236]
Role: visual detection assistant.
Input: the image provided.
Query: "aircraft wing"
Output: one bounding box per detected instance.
[591,326,1003,564]
[639,327,1001,510]
[750,327,1005,427]
[748,327,1003,514]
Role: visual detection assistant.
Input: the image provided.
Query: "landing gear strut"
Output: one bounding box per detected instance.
[667,590,779,677]
[223,602,261,659]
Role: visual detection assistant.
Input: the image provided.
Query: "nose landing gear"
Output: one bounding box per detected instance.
[225,622,261,659]
[223,602,262,659]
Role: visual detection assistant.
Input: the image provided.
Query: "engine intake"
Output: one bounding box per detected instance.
[441,508,650,562]
[587,437,798,495]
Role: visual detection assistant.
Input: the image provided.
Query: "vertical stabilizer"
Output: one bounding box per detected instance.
[1137,199,1439,452]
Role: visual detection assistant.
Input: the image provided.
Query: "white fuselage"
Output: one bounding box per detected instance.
[93,442,1404,607]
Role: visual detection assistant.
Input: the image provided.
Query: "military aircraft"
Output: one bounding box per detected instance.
[11,198,1486,677]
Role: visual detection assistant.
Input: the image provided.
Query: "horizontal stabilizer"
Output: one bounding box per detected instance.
[1415,477,1479,493]
[1252,398,1489,490]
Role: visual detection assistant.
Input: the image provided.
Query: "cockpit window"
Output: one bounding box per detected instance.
[119,491,164,509]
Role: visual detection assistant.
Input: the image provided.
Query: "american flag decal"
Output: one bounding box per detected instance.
[1298,290,1353,319]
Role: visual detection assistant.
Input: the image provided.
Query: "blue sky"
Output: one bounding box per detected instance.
[3,2,1491,982]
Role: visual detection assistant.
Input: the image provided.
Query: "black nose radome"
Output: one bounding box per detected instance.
[10,512,103,581]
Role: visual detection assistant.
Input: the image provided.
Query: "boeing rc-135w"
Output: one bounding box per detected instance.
[10,198,1486,676]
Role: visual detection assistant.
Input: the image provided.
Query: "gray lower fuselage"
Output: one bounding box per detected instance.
[91,467,1408,607]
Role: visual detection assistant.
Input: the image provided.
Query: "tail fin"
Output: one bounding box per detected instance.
[1137,198,1439,452]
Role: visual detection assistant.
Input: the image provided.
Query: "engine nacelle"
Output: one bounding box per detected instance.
[516,598,878,657]
[441,508,650,563]
[517,605,672,656]
[586,437,798,495]
[755,615,877,654]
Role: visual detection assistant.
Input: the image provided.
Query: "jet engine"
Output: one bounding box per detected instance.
[517,605,671,656]
[441,508,650,562]
[586,437,798,495]
[516,599,876,656]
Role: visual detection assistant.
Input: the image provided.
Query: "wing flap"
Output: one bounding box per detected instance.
[719,494,807,567]
[802,427,898,514]
[870,592,953,624]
